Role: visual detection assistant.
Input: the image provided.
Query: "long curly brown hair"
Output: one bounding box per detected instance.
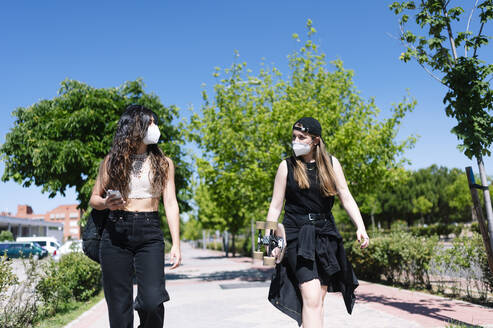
[103,105,169,199]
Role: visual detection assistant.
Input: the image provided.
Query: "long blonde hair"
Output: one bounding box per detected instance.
[293,137,337,196]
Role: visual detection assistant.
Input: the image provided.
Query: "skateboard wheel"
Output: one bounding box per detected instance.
[263,256,276,266]
[252,251,263,260]
[265,221,278,230]
[256,221,266,229]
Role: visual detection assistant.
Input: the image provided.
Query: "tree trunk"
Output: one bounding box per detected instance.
[202,229,206,250]
[466,165,493,274]
[251,218,255,257]
[232,233,236,257]
[370,208,375,231]
[477,156,493,244]
[223,230,229,257]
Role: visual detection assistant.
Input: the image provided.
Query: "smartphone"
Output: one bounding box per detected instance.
[106,189,122,199]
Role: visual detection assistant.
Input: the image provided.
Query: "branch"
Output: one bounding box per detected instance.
[442,0,458,62]
[419,62,445,84]
[394,25,444,84]
[465,0,480,57]
[473,19,485,57]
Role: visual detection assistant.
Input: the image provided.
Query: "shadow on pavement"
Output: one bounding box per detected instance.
[357,293,484,327]
[166,268,274,282]
[190,256,229,260]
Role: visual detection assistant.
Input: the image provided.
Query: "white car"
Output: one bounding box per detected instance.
[53,240,82,262]
[16,237,61,256]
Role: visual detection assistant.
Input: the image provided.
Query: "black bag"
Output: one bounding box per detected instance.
[82,208,109,263]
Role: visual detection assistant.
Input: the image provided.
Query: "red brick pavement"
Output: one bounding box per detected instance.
[356,281,493,327]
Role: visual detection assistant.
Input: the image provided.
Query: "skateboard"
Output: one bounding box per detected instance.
[253,221,286,266]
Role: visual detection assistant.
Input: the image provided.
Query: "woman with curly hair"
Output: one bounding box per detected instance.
[89,104,181,328]
[267,117,369,328]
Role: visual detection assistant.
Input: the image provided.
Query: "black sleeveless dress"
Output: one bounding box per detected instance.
[268,156,359,326]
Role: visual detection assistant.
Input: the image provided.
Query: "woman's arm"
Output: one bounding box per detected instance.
[331,156,369,248]
[266,161,288,259]
[89,157,125,211]
[162,157,181,269]
[265,160,288,223]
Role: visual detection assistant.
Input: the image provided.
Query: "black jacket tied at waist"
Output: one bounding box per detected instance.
[268,213,359,326]
[296,217,344,277]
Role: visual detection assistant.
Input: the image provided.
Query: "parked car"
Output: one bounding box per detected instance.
[0,242,48,259]
[53,240,82,262]
[16,237,61,256]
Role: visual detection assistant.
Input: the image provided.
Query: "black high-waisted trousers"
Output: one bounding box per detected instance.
[100,210,169,328]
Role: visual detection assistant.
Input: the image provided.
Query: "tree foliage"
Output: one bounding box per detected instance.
[0,231,14,242]
[182,217,203,241]
[1,79,191,211]
[389,0,493,159]
[443,57,493,159]
[374,165,479,227]
[189,21,416,236]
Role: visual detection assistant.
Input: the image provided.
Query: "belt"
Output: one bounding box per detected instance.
[108,210,159,222]
[303,213,330,222]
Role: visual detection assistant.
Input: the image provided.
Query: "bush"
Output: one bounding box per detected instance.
[470,221,481,234]
[36,260,71,315]
[390,220,408,231]
[0,252,102,327]
[0,230,14,241]
[36,252,102,316]
[0,257,39,328]
[61,252,102,301]
[205,241,223,251]
[0,255,18,294]
[430,232,493,301]
[409,223,462,238]
[240,234,253,257]
[346,231,438,288]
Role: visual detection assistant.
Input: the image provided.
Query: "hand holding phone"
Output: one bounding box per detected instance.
[105,189,124,210]
[106,189,122,199]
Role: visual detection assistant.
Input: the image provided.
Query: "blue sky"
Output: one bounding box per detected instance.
[0,1,491,214]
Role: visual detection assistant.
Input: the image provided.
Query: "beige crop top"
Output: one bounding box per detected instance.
[127,154,161,199]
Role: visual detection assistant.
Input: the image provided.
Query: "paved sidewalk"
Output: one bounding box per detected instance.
[65,243,493,328]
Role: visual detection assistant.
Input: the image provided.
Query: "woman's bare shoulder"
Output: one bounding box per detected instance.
[330,155,341,167]
[163,156,174,166]
[277,160,288,175]
[161,156,175,173]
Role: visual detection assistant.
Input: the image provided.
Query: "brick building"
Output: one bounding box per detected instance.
[14,204,82,241]
[14,205,45,220]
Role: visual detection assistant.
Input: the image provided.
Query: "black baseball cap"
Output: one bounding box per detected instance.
[293,117,322,137]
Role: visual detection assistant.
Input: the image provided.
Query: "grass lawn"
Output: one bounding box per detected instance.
[34,291,105,328]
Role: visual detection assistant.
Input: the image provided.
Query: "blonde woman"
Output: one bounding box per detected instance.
[267,117,369,327]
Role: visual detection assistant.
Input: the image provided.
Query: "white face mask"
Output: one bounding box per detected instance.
[292,142,312,157]
[143,124,160,145]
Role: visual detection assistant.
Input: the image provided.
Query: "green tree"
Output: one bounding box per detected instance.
[358,194,383,231]
[412,195,433,221]
[377,165,473,227]
[389,0,493,258]
[444,170,473,219]
[189,20,416,251]
[182,217,202,241]
[1,79,191,212]
[0,231,14,242]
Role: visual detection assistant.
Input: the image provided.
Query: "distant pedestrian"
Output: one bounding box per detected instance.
[89,104,181,328]
[266,117,370,327]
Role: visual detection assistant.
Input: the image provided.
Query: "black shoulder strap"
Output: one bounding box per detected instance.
[285,156,294,168]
